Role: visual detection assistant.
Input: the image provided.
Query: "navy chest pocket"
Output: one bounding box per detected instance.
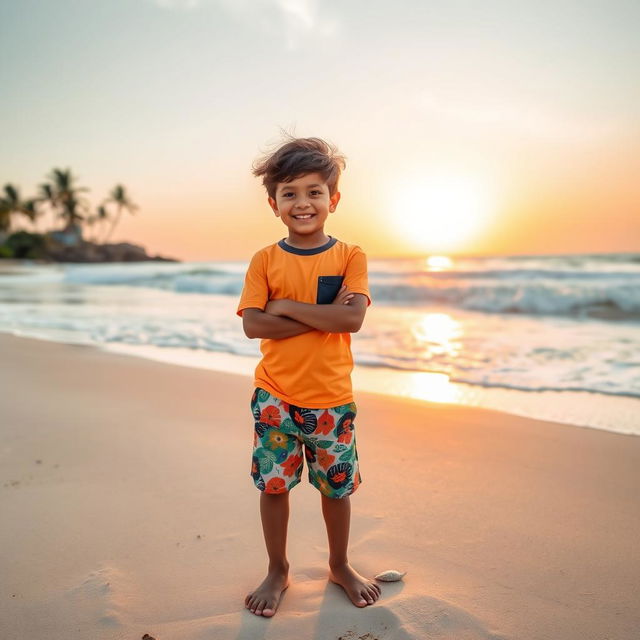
[316,275,344,304]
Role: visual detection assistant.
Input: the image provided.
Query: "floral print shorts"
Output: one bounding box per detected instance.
[250,387,362,499]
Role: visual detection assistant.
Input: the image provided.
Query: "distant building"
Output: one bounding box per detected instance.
[48,223,83,247]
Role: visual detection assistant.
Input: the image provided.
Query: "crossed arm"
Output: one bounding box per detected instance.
[242,286,368,339]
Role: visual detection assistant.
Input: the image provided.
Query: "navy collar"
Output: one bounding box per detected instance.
[278,235,338,255]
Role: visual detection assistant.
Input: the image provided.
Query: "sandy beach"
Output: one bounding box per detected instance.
[1,333,639,640]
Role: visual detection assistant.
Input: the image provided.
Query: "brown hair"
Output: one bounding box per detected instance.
[252,133,346,199]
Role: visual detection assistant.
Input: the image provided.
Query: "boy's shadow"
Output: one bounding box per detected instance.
[232,577,407,640]
[234,606,270,640]
[313,578,407,640]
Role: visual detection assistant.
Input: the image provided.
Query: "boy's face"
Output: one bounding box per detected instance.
[268,172,340,238]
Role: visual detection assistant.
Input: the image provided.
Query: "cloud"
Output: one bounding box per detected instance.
[151,0,340,49]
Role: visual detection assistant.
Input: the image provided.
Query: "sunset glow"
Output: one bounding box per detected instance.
[2,1,638,260]
[390,175,494,254]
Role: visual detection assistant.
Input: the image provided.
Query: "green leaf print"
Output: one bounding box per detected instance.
[339,450,353,462]
[332,444,348,452]
[280,417,296,433]
[257,388,270,403]
[258,448,276,461]
[334,402,357,415]
[257,448,276,474]
[316,440,334,449]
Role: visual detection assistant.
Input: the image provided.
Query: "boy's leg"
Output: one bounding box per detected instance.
[321,493,381,607]
[245,491,291,617]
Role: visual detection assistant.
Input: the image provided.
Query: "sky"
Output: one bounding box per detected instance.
[1,0,639,261]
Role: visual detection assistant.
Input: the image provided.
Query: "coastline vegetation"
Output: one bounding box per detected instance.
[0,168,174,262]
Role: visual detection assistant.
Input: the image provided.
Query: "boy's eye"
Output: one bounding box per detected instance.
[282,190,321,198]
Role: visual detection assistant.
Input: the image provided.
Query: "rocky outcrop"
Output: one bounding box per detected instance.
[0,230,180,262]
[44,239,179,262]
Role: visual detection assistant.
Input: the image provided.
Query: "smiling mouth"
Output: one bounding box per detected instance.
[292,214,316,219]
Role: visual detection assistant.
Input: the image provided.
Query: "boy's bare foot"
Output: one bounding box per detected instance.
[328,562,381,607]
[244,568,290,617]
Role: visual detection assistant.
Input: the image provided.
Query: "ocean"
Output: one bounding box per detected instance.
[1,251,639,436]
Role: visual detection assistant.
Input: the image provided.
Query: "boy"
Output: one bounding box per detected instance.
[236,136,381,617]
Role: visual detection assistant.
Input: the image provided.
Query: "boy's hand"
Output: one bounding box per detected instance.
[264,299,286,316]
[265,286,354,314]
[332,284,355,305]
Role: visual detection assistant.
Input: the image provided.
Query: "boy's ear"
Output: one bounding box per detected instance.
[268,196,280,217]
[329,191,341,212]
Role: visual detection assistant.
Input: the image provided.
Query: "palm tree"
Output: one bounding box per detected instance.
[34,183,58,233]
[86,205,110,243]
[103,185,138,243]
[0,184,39,239]
[41,168,90,234]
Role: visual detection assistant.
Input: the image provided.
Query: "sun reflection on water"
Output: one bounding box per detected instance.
[353,309,467,405]
[405,311,462,403]
[425,255,453,270]
[403,370,460,403]
[352,366,465,405]
[411,312,462,359]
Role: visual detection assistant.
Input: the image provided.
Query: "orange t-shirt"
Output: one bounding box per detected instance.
[236,235,371,408]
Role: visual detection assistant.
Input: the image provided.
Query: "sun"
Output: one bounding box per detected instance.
[390,175,493,253]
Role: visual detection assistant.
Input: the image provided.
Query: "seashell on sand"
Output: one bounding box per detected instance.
[374,569,406,582]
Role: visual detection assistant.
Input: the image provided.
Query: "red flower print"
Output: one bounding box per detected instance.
[260,405,281,427]
[282,454,303,477]
[330,470,347,485]
[317,448,336,470]
[282,402,290,412]
[317,410,335,435]
[337,430,352,444]
[265,477,287,494]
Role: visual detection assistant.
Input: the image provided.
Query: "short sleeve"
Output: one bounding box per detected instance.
[343,246,371,306]
[236,251,269,317]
